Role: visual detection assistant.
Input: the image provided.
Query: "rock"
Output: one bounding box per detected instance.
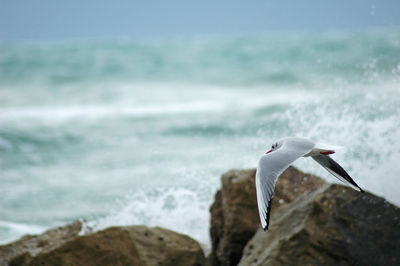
[239,184,400,266]
[209,166,326,266]
[0,220,83,266]
[7,226,206,266]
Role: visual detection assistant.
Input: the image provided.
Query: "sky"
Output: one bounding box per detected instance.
[1,0,400,42]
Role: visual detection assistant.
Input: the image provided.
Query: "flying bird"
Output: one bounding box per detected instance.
[256,137,363,230]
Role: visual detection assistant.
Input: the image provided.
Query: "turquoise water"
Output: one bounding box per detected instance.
[1,29,400,247]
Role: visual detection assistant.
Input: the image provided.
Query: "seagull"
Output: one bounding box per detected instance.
[256,137,364,230]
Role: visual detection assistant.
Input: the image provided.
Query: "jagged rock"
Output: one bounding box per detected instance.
[209,166,326,266]
[0,220,83,266]
[4,225,207,266]
[239,184,400,266]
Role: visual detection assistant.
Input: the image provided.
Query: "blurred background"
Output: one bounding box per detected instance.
[1,1,400,248]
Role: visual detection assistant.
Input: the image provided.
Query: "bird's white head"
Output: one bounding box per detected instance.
[266,140,283,154]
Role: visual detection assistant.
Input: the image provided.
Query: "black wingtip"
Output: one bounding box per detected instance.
[359,188,365,193]
[263,198,272,232]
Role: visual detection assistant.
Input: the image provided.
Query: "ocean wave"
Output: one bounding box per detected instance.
[0,103,223,120]
[0,88,312,121]
[0,220,46,244]
[1,29,399,247]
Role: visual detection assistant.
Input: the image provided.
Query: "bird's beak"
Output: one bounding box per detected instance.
[266,150,272,154]
[320,151,335,155]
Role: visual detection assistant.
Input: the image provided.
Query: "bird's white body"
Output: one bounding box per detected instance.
[256,137,363,230]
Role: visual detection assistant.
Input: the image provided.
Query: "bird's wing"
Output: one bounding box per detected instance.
[312,154,363,192]
[256,140,314,230]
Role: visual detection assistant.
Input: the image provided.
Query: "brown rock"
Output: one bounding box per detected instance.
[239,184,400,266]
[209,166,326,266]
[10,226,207,266]
[0,220,83,265]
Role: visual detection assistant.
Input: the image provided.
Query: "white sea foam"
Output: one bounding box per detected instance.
[278,86,400,205]
[84,187,212,252]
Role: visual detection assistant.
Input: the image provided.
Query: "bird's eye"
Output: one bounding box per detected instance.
[271,145,274,149]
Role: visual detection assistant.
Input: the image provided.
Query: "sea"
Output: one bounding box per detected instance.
[1,28,400,249]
